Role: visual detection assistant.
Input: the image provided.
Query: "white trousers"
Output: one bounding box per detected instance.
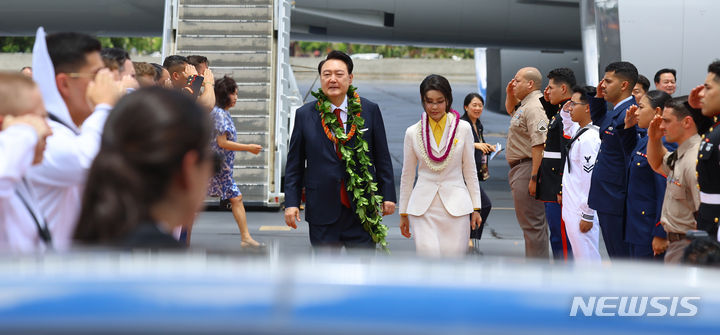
[409,194,470,258]
[562,208,601,262]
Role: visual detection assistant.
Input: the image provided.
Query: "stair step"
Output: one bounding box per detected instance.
[234,183,268,202]
[177,36,270,52]
[233,150,268,166]
[234,85,270,99]
[236,132,269,147]
[180,6,271,20]
[232,167,267,182]
[211,67,271,83]
[176,51,271,67]
[228,100,270,115]
[181,0,273,5]
[178,21,272,35]
[232,115,269,132]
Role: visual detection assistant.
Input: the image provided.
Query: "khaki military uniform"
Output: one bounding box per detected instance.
[507,90,550,258]
[660,134,701,263]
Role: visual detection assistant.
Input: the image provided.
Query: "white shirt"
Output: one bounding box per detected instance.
[0,125,46,252]
[26,104,111,251]
[562,123,601,221]
[331,96,348,132]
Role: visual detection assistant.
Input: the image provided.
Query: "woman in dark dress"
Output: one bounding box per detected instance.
[74,88,217,249]
[460,93,494,244]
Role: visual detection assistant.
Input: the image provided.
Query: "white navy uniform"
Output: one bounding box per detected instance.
[25,28,111,250]
[561,123,602,262]
[0,125,48,252]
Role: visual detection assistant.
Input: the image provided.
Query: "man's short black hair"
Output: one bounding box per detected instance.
[654,68,676,84]
[101,47,130,72]
[46,32,102,74]
[187,55,209,66]
[572,86,592,104]
[664,96,710,133]
[547,68,576,88]
[708,60,720,82]
[163,55,188,73]
[637,74,650,92]
[605,61,639,89]
[667,95,714,134]
[317,50,353,75]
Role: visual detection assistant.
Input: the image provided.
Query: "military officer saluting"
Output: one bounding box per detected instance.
[618,90,675,259]
[585,62,639,258]
[536,68,576,260]
[688,60,720,240]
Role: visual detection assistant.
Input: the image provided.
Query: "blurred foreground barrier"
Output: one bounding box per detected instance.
[0,253,719,334]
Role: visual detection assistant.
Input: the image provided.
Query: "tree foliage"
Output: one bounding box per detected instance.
[1,36,162,54]
[293,41,474,59]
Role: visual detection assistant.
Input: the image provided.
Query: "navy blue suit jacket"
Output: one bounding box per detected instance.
[587,95,636,215]
[284,97,396,226]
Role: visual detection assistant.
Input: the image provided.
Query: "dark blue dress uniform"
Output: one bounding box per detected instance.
[697,116,720,238]
[587,95,636,258]
[619,127,677,258]
[536,98,572,260]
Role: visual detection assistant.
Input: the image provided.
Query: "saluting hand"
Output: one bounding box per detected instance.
[595,79,605,99]
[647,114,663,141]
[184,63,198,78]
[543,85,551,102]
[120,74,139,92]
[87,68,122,107]
[506,79,515,97]
[624,105,639,129]
[689,84,704,109]
[505,79,519,111]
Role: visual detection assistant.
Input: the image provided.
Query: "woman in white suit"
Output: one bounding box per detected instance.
[399,74,482,257]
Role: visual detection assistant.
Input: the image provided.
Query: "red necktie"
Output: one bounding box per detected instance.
[333,108,351,208]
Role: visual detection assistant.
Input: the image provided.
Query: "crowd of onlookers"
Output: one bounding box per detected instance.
[0,30,263,252]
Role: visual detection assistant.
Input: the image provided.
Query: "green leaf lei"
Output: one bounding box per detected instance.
[311,85,389,252]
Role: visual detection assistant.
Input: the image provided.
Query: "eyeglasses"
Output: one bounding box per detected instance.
[66,72,96,78]
[567,101,587,108]
[65,67,105,79]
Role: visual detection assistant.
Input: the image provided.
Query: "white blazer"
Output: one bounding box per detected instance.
[399,118,481,216]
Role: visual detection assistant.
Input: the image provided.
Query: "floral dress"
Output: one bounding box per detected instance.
[207,106,241,199]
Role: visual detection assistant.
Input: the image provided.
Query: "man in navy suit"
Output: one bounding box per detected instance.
[587,61,639,258]
[284,51,396,248]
